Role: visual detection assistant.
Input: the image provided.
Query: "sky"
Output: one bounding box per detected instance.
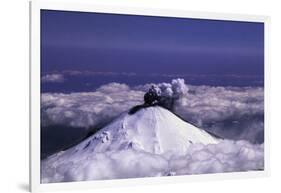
[41,9,264,90]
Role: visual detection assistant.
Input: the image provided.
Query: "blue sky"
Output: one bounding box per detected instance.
[41,10,264,89]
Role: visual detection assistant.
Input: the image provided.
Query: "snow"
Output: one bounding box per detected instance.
[52,106,218,155]
[41,106,264,183]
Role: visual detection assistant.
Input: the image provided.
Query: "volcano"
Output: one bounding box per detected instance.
[41,106,219,183]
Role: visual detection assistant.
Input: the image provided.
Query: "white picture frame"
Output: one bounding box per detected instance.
[30,0,270,192]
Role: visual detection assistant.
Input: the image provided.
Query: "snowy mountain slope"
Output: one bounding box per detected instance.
[41,106,263,183]
[61,106,218,155]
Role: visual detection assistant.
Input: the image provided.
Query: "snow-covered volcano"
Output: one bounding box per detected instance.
[75,106,218,155]
[41,106,220,182]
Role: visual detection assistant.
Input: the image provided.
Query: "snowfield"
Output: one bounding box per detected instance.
[41,106,264,183]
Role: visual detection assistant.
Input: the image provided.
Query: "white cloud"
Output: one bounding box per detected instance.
[41,80,264,143]
[173,85,264,143]
[177,85,264,122]
[41,83,144,128]
[168,140,263,175]
[42,74,65,83]
[41,139,263,183]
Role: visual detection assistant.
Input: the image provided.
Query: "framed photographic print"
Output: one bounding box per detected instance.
[30,0,270,192]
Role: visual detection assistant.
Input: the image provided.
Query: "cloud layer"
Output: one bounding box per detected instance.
[177,85,264,143]
[42,74,65,83]
[41,80,264,143]
[41,83,143,128]
[41,139,264,183]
